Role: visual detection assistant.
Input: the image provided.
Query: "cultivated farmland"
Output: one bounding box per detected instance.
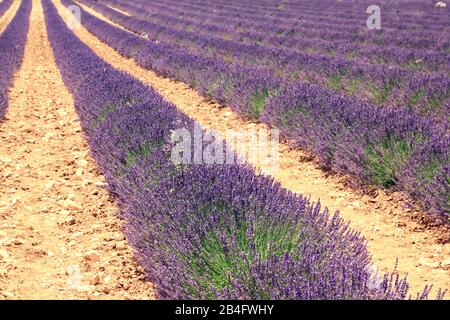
[0,0,448,301]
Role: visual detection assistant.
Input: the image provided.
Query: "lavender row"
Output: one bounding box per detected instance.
[66,0,449,218]
[0,0,13,18]
[82,0,450,116]
[0,0,31,120]
[103,0,449,74]
[114,0,449,50]
[43,0,435,300]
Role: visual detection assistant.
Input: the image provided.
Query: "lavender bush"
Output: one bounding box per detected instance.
[262,85,449,219]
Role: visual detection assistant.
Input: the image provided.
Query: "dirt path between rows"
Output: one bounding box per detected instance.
[0,0,154,299]
[61,0,449,297]
[0,0,20,33]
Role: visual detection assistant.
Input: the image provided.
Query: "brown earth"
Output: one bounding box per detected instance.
[61,0,449,297]
[0,0,154,299]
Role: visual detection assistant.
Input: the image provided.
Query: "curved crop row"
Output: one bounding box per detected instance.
[0,0,32,120]
[65,0,449,219]
[43,0,442,299]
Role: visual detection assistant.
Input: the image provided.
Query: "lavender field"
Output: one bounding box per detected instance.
[0,0,448,302]
[74,0,450,219]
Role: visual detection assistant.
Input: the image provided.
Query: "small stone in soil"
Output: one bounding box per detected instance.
[94,182,108,188]
[90,274,101,285]
[84,251,100,262]
[11,238,26,245]
[62,199,83,211]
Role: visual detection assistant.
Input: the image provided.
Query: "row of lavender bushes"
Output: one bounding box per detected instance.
[104,0,449,73]
[66,0,449,219]
[90,0,450,115]
[43,0,444,299]
[0,0,31,120]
